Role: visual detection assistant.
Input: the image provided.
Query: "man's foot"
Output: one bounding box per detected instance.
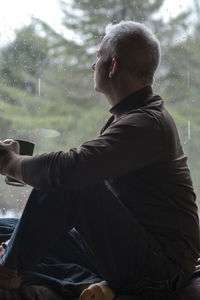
[79,281,115,300]
[0,264,21,289]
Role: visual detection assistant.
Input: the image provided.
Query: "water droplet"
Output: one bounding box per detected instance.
[38,78,41,97]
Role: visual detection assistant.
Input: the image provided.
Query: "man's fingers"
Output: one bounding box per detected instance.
[1,140,19,154]
[3,139,15,144]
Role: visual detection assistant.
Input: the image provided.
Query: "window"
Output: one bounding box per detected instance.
[0,0,199,217]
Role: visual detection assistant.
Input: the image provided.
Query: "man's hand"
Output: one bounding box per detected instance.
[0,139,21,178]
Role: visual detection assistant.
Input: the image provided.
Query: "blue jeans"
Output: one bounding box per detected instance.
[1,183,192,298]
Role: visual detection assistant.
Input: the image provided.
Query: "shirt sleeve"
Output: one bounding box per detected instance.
[22,113,163,191]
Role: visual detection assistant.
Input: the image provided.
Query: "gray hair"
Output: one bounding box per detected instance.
[104,21,161,85]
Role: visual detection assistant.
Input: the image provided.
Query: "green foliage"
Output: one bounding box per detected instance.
[0,25,49,91]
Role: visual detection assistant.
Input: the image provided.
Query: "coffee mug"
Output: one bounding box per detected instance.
[5,139,35,187]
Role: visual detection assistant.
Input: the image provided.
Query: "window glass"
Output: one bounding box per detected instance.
[0,0,199,217]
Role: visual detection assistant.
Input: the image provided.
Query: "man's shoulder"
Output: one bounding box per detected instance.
[102,93,175,136]
[113,100,164,129]
[123,95,176,130]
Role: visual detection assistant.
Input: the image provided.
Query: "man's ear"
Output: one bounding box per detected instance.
[109,58,118,78]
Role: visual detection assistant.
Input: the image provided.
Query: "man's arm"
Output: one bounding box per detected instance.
[0,114,163,191]
[22,115,163,191]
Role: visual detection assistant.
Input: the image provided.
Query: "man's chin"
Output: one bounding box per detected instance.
[94,85,103,94]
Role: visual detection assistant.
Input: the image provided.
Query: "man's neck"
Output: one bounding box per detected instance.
[106,84,148,107]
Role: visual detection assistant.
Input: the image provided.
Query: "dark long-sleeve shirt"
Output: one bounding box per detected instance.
[22,86,200,273]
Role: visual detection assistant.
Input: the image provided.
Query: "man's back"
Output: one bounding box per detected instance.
[102,86,200,273]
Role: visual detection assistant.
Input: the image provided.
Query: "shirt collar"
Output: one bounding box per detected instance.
[109,85,153,118]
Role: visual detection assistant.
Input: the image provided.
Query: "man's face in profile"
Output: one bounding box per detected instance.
[93,37,111,95]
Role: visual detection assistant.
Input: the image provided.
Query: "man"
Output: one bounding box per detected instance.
[0,21,199,299]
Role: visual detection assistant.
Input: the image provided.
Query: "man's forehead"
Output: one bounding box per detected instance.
[98,36,109,53]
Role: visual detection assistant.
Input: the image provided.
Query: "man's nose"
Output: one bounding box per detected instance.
[92,63,96,71]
